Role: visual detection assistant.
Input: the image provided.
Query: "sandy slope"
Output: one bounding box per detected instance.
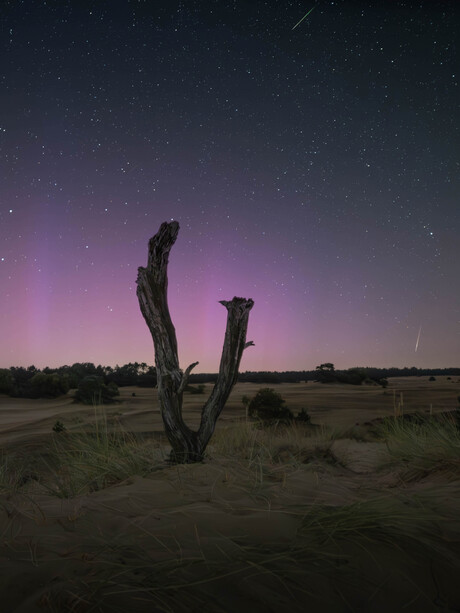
[0,377,459,612]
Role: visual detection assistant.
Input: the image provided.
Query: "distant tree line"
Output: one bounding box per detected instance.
[239,366,459,385]
[0,362,157,399]
[313,363,389,386]
[0,363,458,399]
[232,366,459,385]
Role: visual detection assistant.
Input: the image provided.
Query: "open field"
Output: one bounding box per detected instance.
[0,377,459,612]
[1,376,459,448]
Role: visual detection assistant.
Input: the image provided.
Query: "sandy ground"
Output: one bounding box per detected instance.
[1,376,459,447]
[0,377,459,612]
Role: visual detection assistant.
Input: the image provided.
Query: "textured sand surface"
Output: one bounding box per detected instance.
[0,377,459,612]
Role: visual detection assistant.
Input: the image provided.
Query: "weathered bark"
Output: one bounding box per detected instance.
[136,221,254,463]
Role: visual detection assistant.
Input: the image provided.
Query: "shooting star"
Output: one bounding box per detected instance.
[415,325,422,352]
[292,7,315,30]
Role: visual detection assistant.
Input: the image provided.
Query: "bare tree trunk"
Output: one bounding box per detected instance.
[136,221,254,463]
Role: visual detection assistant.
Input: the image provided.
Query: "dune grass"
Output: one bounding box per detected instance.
[39,410,168,498]
[1,407,460,610]
[209,418,339,465]
[297,489,457,561]
[376,412,460,481]
[3,408,459,499]
[0,451,32,493]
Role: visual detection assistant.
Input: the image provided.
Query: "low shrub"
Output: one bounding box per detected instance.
[248,388,294,423]
[74,376,119,405]
[295,408,311,423]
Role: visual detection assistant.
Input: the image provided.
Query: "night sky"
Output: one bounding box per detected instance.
[1,1,458,373]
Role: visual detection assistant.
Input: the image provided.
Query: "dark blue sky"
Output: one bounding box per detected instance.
[1,0,458,371]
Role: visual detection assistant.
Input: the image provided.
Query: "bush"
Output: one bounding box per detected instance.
[28,373,70,398]
[74,376,119,405]
[429,376,436,382]
[248,388,293,422]
[52,420,66,433]
[295,408,311,423]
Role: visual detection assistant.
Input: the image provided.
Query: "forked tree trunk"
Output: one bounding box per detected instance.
[136,221,254,463]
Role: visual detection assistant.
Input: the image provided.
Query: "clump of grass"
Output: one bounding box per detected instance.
[52,420,66,433]
[210,419,339,467]
[0,452,33,493]
[42,410,167,498]
[297,488,459,568]
[377,413,460,481]
[209,419,262,458]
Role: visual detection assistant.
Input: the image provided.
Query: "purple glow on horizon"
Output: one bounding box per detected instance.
[0,2,458,372]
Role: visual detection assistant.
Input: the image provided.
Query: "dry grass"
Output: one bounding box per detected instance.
[38,410,168,498]
[208,418,344,477]
[1,380,460,611]
[376,412,460,481]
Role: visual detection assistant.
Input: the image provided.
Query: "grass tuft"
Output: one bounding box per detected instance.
[209,419,338,467]
[376,412,460,481]
[40,409,167,498]
[0,452,32,493]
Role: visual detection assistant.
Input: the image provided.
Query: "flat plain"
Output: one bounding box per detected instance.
[0,376,459,612]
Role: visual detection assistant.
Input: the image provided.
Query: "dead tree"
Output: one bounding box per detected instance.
[136,221,254,463]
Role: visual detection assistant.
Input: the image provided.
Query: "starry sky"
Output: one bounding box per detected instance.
[1,0,459,373]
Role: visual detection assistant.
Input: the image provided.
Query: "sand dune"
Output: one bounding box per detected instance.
[0,377,459,611]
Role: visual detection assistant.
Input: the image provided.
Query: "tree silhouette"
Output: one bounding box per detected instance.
[136,221,254,463]
[315,363,336,383]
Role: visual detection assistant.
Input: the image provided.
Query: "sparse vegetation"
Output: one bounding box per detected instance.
[247,387,294,423]
[25,409,166,499]
[209,418,335,467]
[244,389,313,426]
[52,420,66,433]
[376,412,460,480]
[74,375,119,405]
[296,407,311,423]
[1,377,460,610]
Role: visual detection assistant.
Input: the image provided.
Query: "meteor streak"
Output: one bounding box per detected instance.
[292,7,315,30]
[415,325,422,352]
